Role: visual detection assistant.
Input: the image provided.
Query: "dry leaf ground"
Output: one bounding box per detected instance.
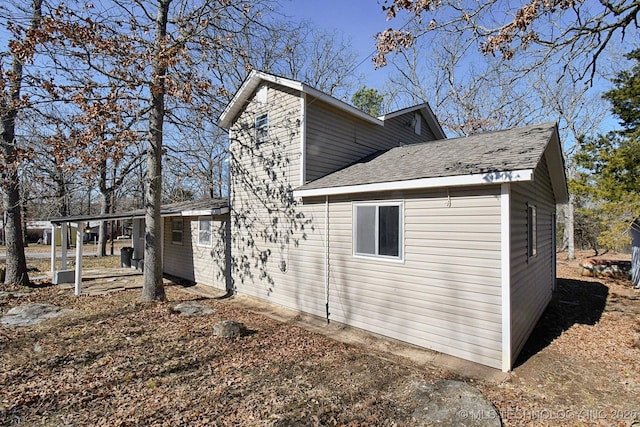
[0,250,639,426]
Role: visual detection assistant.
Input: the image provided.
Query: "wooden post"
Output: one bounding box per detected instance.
[74,221,83,296]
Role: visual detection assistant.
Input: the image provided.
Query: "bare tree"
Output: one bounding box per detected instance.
[0,0,43,286]
[375,0,640,84]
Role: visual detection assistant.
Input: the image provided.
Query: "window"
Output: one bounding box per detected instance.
[528,204,537,257]
[255,113,268,144]
[354,202,403,260]
[171,219,183,245]
[414,112,421,135]
[198,217,212,246]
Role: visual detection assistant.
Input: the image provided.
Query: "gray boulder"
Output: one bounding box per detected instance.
[172,301,215,316]
[1,303,70,327]
[411,379,501,426]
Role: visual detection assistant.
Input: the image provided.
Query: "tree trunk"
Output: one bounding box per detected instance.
[97,195,111,257]
[141,0,170,302]
[1,177,29,286]
[565,193,575,260]
[564,164,577,260]
[0,0,42,287]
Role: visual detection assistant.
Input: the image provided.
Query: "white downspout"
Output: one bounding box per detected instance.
[300,93,307,186]
[324,195,329,323]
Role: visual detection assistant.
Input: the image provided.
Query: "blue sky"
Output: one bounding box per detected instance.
[287,0,399,89]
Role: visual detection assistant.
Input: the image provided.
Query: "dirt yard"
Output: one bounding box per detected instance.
[0,251,639,426]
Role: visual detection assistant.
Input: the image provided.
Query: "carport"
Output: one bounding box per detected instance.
[48,198,229,296]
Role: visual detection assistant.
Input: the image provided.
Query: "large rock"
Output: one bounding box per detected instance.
[411,379,501,426]
[213,320,247,338]
[172,301,215,316]
[580,258,631,279]
[1,303,70,327]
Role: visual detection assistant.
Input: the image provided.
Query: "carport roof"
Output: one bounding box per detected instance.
[49,198,229,224]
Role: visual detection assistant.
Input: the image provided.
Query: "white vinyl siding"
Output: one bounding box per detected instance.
[326,187,504,369]
[229,82,326,317]
[163,216,229,290]
[304,101,437,182]
[510,155,556,363]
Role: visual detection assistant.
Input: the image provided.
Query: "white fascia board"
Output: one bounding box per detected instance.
[293,169,534,198]
[179,207,230,217]
[219,71,304,129]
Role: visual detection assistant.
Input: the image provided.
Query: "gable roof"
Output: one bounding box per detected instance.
[218,70,381,129]
[293,122,569,203]
[218,71,445,139]
[379,103,446,140]
[49,198,229,224]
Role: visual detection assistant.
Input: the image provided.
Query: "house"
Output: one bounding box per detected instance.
[218,70,568,371]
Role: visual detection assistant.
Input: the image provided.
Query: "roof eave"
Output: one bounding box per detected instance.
[293,169,535,198]
[181,207,230,217]
[543,125,570,204]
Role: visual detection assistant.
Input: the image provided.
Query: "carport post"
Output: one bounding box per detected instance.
[50,223,56,274]
[61,222,68,269]
[74,221,83,296]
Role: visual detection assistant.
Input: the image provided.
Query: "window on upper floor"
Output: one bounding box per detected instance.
[353,202,403,261]
[255,113,269,144]
[414,112,421,135]
[528,204,537,258]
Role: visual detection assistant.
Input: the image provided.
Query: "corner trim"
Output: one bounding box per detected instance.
[501,182,512,372]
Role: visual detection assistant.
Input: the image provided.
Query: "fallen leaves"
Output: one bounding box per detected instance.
[1,251,639,426]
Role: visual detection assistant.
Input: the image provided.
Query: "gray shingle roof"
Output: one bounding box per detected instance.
[298,122,557,191]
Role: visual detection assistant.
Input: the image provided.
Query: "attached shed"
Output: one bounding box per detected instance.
[292,123,568,371]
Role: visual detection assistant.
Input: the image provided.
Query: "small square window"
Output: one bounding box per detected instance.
[354,202,403,260]
[171,219,183,245]
[255,113,268,144]
[528,205,537,257]
[198,217,212,247]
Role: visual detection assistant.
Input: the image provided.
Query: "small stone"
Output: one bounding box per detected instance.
[213,320,247,338]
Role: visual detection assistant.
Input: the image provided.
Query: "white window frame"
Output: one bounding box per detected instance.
[528,204,537,258]
[255,112,269,144]
[197,216,212,247]
[353,201,404,262]
[171,219,183,245]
